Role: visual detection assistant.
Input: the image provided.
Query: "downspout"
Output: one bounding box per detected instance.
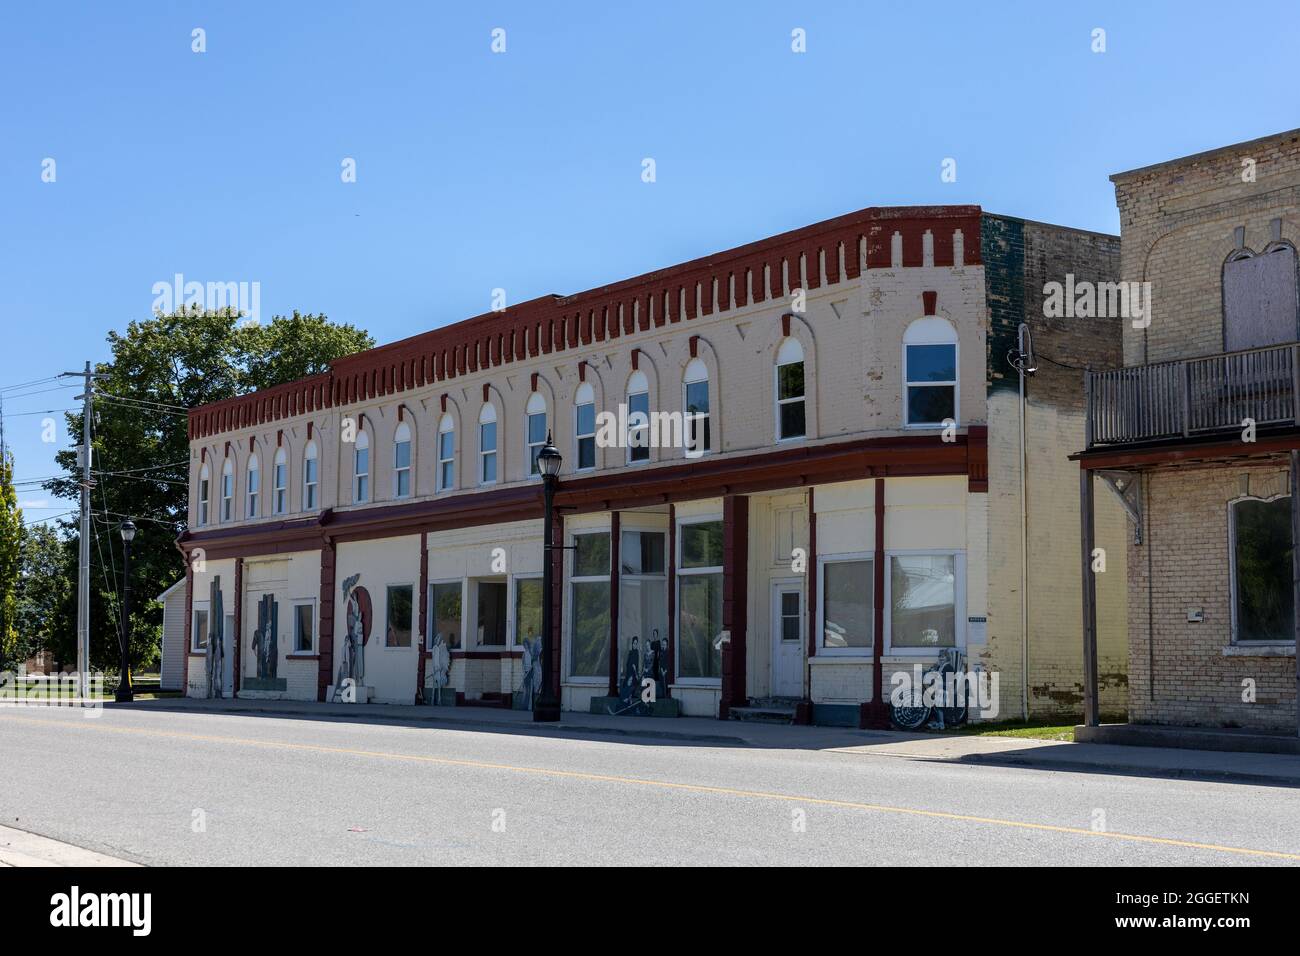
[1012,323,1037,723]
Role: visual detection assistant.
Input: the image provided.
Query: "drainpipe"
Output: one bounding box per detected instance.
[1011,324,1037,723]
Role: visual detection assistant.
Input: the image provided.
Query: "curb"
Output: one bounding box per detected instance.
[957,752,1300,789]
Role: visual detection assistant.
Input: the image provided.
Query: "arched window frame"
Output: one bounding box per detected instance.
[479,403,498,486]
[353,429,370,503]
[436,413,455,492]
[198,464,211,527]
[220,459,235,523]
[246,452,260,518]
[574,382,596,472]
[774,338,806,442]
[273,447,289,514]
[394,422,413,499]
[683,358,711,456]
[626,370,650,465]
[525,392,547,477]
[302,441,319,511]
[902,317,959,428]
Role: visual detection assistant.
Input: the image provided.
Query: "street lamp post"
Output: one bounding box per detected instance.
[116,519,136,703]
[534,436,563,722]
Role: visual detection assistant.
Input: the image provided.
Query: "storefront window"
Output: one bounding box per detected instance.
[430,582,462,649]
[386,585,413,648]
[515,577,543,647]
[822,559,873,649]
[889,554,957,648]
[477,581,507,646]
[1232,497,1295,641]
[570,532,611,678]
[619,530,667,685]
[677,520,722,679]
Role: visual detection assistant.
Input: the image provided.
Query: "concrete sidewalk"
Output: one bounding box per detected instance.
[0,825,138,867]
[106,697,1300,788]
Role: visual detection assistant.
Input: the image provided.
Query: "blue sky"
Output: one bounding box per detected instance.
[2,0,1297,517]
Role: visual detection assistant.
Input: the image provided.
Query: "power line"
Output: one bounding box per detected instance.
[95,393,189,415]
[0,375,64,393]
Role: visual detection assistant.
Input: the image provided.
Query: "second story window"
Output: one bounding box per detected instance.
[198,465,210,527]
[220,460,234,522]
[903,317,958,427]
[303,441,318,510]
[627,371,650,464]
[526,393,547,476]
[246,454,260,518]
[437,414,455,491]
[354,430,370,503]
[683,358,711,455]
[775,338,806,441]
[273,448,288,514]
[575,383,596,470]
[394,422,412,499]
[479,403,497,485]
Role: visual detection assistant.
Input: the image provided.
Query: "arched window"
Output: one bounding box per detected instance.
[198,464,211,527]
[394,422,412,499]
[1230,495,1295,642]
[683,358,711,455]
[246,453,260,518]
[903,318,958,427]
[220,459,234,522]
[525,392,547,476]
[574,382,596,471]
[1224,241,1299,351]
[437,414,455,492]
[354,430,370,503]
[627,371,650,464]
[273,447,288,514]
[479,403,498,485]
[775,338,805,441]
[303,441,319,511]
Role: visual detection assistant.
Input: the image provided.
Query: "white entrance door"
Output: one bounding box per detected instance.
[770,581,804,698]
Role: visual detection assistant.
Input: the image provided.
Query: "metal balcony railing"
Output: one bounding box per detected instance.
[1085,342,1300,448]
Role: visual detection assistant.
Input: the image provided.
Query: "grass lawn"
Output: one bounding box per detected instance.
[953,720,1078,742]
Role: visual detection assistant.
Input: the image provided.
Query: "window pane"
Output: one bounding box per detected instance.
[685,380,709,415]
[480,421,496,453]
[823,561,872,648]
[578,435,595,470]
[305,457,317,483]
[1234,498,1295,641]
[386,586,413,648]
[481,451,496,483]
[431,582,462,649]
[680,521,723,569]
[294,604,313,652]
[396,469,410,497]
[515,578,543,646]
[528,412,547,444]
[476,581,507,646]
[194,610,208,650]
[574,532,610,576]
[621,530,665,574]
[779,400,806,439]
[907,385,955,425]
[570,581,611,677]
[439,431,453,460]
[619,576,668,686]
[678,573,722,679]
[576,403,595,436]
[777,361,804,400]
[355,448,368,475]
[440,460,454,489]
[906,344,956,383]
[530,444,542,475]
[395,441,411,469]
[890,555,956,648]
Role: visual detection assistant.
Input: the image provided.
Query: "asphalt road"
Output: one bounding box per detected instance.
[1,705,1296,866]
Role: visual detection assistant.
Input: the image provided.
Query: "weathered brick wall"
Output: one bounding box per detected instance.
[982,216,1128,720]
[1113,129,1300,366]
[1127,464,1296,730]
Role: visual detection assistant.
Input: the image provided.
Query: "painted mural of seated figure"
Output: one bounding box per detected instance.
[427,633,451,705]
[607,635,647,716]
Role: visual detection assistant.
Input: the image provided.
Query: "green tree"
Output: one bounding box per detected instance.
[0,454,23,663]
[13,523,74,667]
[45,306,372,672]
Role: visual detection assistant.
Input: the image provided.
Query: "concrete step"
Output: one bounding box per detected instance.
[729,705,796,724]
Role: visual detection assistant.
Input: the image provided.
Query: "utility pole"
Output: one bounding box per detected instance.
[61,362,103,694]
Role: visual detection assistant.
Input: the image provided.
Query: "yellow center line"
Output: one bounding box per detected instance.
[5,713,1298,862]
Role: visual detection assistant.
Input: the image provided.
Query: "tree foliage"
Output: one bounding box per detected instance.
[0,454,23,663]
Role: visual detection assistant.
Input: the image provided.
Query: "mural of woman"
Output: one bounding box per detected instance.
[427,633,451,705]
[333,574,370,701]
[515,633,542,710]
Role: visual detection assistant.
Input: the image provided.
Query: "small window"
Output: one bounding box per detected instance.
[526,393,547,476]
[904,317,958,427]
[293,602,315,653]
[479,404,497,485]
[394,422,412,499]
[775,338,805,441]
[273,448,288,514]
[683,358,711,455]
[192,608,209,651]
[220,460,234,522]
[437,415,455,492]
[627,371,650,464]
[889,553,958,649]
[198,466,210,527]
[246,454,260,518]
[575,383,596,470]
[1231,496,1295,642]
[354,431,370,503]
[386,585,413,648]
[303,442,318,511]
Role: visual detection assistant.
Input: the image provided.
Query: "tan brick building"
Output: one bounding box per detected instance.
[178,204,1124,726]
[1076,129,1300,735]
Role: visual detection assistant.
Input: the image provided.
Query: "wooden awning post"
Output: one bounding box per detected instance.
[1080,468,1100,727]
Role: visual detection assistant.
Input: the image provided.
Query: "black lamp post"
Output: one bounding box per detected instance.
[116,519,136,703]
[534,436,562,722]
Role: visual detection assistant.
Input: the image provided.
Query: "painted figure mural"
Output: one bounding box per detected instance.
[252,593,279,681]
[514,634,542,709]
[206,576,224,699]
[332,574,370,701]
[427,633,451,705]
